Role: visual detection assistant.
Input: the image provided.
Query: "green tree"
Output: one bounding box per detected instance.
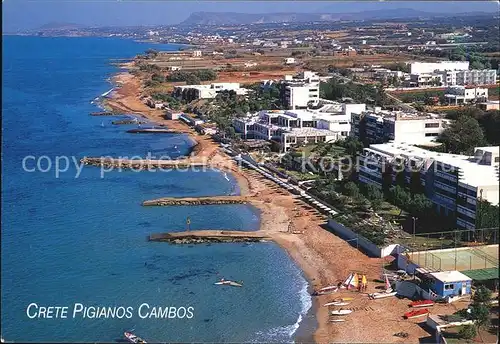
[408,194,433,217]
[363,184,384,211]
[458,325,477,340]
[390,185,411,209]
[469,303,490,329]
[185,74,201,85]
[473,286,492,304]
[343,181,360,198]
[476,200,500,230]
[438,116,485,154]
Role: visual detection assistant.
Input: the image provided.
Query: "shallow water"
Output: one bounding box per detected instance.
[1,36,312,342]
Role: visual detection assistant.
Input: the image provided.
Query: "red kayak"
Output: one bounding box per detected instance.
[410,300,434,308]
[404,308,430,319]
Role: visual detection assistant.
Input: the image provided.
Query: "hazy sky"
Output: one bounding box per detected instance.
[2,1,499,31]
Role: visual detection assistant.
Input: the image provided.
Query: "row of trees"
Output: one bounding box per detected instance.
[320,78,392,107]
[166,69,217,84]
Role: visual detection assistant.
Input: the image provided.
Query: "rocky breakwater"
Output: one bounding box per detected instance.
[112,119,148,125]
[142,196,249,206]
[148,230,271,244]
[80,157,208,170]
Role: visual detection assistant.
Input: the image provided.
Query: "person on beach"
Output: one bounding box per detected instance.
[358,274,363,292]
[362,275,368,292]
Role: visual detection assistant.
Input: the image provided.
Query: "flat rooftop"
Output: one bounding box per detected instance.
[368,143,499,189]
[284,127,338,137]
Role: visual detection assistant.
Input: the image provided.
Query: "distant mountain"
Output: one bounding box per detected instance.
[37,22,82,31]
[179,9,493,26]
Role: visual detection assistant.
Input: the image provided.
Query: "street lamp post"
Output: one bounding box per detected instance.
[412,216,418,239]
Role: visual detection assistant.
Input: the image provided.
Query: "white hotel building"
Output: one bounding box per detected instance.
[281,71,321,110]
[358,143,499,230]
[408,61,497,87]
[351,110,451,145]
[233,102,365,152]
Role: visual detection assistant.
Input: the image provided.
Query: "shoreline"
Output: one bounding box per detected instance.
[100,67,322,341]
[100,58,410,343]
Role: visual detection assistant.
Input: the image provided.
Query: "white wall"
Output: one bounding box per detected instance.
[392,119,445,144]
[326,219,399,257]
[410,61,470,75]
[343,103,366,116]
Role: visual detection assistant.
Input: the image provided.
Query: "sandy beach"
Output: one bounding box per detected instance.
[102,67,463,343]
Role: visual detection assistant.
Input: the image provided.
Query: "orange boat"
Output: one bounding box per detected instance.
[404,308,430,319]
[410,300,434,308]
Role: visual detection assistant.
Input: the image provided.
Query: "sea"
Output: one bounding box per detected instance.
[1,36,312,342]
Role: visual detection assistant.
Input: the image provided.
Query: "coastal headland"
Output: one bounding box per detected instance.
[96,61,456,343]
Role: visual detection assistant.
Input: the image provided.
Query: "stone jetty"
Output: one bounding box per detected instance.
[142,196,249,206]
[80,157,208,170]
[90,111,115,116]
[148,230,271,244]
[112,119,148,125]
[126,128,189,134]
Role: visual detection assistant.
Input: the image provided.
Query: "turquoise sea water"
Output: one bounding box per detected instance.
[1,36,311,342]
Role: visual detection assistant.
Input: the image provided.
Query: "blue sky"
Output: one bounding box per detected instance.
[2,1,499,31]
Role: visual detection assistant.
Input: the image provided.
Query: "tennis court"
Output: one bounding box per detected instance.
[409,244,498,272]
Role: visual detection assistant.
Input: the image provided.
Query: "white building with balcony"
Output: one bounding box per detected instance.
[357,142,499,230]
[351,111,451,145]
[232,103,362,151]
[456,69,497,86]
[444,86,488,105]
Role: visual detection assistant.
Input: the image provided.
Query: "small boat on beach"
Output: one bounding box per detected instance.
[404,308,430,319]
[369,290,397,299]
[369,274,396,299]
[313,285,338,295]
[330,319,346,322]
[331,309,352,316]
[324,301,350,307]
[124,331,147,343]
[410,300,434,308]
[214,279,243,287]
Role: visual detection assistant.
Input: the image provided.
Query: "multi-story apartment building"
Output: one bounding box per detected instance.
[358,143,499,230]
[281,71,321,110]
[456,69,497,86]
[351,111,450,145]
[409,69,497,87]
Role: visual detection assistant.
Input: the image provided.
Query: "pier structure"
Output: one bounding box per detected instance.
[148,230,271,244]
[126,128,189,134]
[89,111,115,116]
[112,119,148,125]
[143,195,249,206]
[80,157,208,170]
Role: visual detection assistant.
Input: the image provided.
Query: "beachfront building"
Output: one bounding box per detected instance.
[351,110,450,145]
[358,142,499,230]
[444,86,488,105]
[232,102,362,151]
[173,83,249,102]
